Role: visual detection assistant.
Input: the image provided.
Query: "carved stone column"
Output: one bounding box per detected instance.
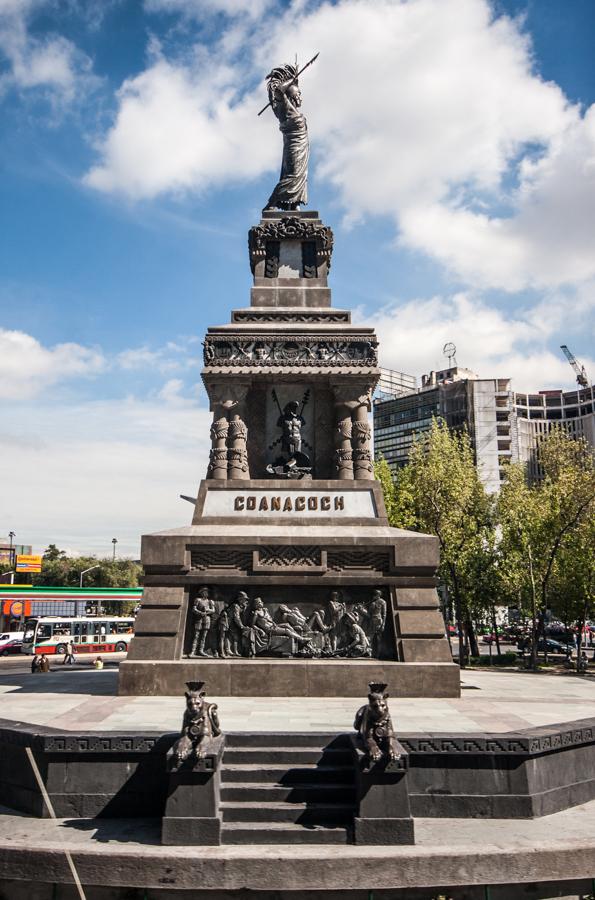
[332,387,354,480]
[208,412,229,481]
[228,413,249,480]
[226,384,250,480]
[206,384,251,481]
[207,386,230,481]
[352,390,374,481]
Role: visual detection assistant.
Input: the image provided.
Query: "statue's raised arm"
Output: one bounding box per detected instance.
[262,56,318,211]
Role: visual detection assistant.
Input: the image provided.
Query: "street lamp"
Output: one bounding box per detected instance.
[3,532,16,585]
[79,565,100,617]
[112,538,118,561]
[8,531,15,568]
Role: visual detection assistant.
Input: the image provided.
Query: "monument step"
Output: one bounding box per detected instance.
[221,763,355,784]
[220,800,354,824]
[223,747,351,765]
[221,782,356,803]
[221,822,351,845]
[226,733,346,748]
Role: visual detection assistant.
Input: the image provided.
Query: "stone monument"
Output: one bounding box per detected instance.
[119,60,459,698]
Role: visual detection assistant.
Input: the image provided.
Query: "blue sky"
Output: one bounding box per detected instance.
[1,0,594,555]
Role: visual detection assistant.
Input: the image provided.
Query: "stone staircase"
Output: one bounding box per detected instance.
[220,733,356,844]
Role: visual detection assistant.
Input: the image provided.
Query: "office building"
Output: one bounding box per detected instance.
[374,365,595,490]
[373,366,513,493]
[513,385,595,480]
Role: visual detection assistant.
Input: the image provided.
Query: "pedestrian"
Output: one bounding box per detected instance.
[39,654,50,673]
[93,656,104,670]
[31,655,41,674]
[63,640,75,665]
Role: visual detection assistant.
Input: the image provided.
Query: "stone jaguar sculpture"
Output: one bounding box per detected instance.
[354,682,400,767]
[168,681,221,770]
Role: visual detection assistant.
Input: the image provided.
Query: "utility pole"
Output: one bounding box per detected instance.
[79,565,100,618]
[112,538,118,561]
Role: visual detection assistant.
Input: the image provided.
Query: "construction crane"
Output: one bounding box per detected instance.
[560,345,589,388]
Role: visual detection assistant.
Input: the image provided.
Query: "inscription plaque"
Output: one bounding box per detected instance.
[202,489,377,518]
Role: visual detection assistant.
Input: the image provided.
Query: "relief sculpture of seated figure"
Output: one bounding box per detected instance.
[247,598,314,656]
[204,590,384,660]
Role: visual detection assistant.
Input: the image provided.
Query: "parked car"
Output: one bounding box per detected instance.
[0,638,23,656]
[539,638,569,654]
[0,632,24,654]
[518,637,568,654]
[545,630,575,646]
[482,633,499,644]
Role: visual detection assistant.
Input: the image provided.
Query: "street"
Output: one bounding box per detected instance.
[0,651,127,675]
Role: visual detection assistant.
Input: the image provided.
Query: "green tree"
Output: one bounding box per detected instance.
[548,517,595,669]
[498,429,595,670]
[42,544,67,561]
[33,553,142,614]
[387,418,493,667]
[374,455,402,526]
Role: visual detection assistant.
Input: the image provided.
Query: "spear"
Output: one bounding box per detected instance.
[257,52,319,116]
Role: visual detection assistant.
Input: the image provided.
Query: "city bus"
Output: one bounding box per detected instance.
[22,615,135,656]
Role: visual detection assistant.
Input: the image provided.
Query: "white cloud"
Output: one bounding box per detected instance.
[0,329,210,554]
[0,390,211,556]
[365,292,595,392]
[85,55,274,197]
[85,0,595,295]
[0,0,94,102]
[145,0,272,19]
[117,339,201,373]
[0,328,105,399]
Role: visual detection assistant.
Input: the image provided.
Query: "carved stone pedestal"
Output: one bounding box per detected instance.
[120,209,459,699]
[161,736,224,846]
[351,738,415,845]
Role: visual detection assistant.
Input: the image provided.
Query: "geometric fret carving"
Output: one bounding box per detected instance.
[258,546,322,568]
[190,547,252,571]
[327,550,391,573]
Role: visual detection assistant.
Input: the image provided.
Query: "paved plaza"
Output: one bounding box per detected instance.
[0,665,593,733]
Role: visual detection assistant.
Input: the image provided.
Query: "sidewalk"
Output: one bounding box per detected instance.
[0,667,593,733]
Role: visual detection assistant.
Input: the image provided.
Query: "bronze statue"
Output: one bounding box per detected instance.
[367,589,387,656]
[354,682,401,768]
[227,591,249,657]
[168,682,221,770]
[341,618,372,657]
[190,586,215,658]
[267,389,312,477]
[278,401,305,457]
[261,55,318,211]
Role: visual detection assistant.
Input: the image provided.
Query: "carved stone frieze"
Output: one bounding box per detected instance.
[258,546,322,567]
[190,547,253,571]
[248,217,334,274]
[181,587,389,660]
[203,336,378,369]
[327,550,391,573]
[233,311,350,324]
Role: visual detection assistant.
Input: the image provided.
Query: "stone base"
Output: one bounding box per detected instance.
[118,659,460,697]
[161,816,221,845]
[353,816,415,845]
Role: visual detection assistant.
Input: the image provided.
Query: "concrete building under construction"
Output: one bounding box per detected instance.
[373,366,595,491]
